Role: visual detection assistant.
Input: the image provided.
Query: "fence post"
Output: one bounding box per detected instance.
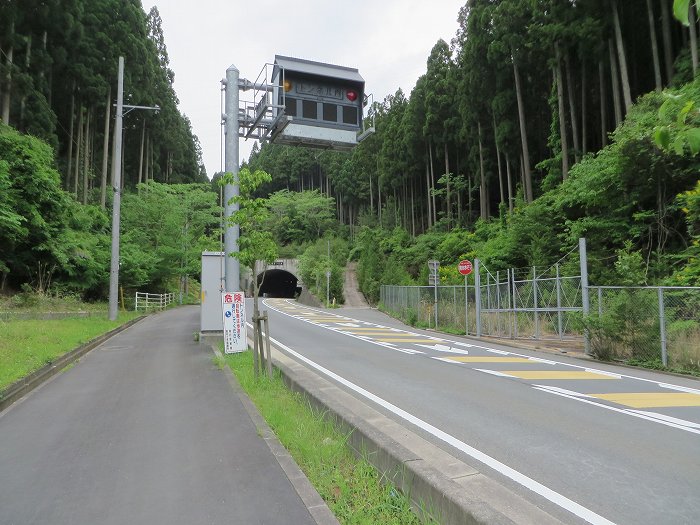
[496,271,501,336]
[533,266,539,339]
[475,259,482,337]
[507,269,513,339]
[579,238,591,355]
[556,264,563,340]
[658,287,668,367]
[434,281,438,329]
[511,268,518,338]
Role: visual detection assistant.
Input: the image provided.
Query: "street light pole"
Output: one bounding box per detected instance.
[108,57,125,321]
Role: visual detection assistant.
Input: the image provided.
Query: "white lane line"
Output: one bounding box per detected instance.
[529,357,558,365]
[417,343,470,355]
[475,369,517,378]
[533,385,592,398]
[659,383,700,395]
[266,299,696,395]
[269,335,616,525]
[626,410,700,429]
[533,386,700,435]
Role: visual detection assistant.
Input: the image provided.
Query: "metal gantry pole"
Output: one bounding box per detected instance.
[224,65,240,293]
[108,57,125,321]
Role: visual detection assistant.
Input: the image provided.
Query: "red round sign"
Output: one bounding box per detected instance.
[458,259,473,275]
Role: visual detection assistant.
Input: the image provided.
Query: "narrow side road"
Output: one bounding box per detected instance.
[0,306,316,525]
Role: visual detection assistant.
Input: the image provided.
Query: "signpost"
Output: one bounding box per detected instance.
[458,260,473,335]
[222,292,247,353]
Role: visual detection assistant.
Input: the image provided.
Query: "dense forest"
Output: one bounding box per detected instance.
[246,0,700,300]
[1,0,699,305]
[0,0,215,297]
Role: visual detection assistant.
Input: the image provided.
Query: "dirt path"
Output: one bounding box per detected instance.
[343,261,369,308]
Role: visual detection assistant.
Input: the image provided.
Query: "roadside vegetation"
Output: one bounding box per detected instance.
[225,351,434,525]
[0,311,141,391]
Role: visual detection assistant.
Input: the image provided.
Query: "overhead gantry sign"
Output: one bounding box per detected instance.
[237,55,374,151]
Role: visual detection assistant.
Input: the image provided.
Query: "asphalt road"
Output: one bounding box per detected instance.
[257,298,700,525]
[0,306,316,525]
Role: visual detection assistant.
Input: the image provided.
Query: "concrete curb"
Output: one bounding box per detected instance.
[210,343,340,525]
[0,316,145,413]
[266,344,564,525]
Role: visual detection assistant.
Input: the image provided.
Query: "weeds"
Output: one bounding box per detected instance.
[225,350,434,524]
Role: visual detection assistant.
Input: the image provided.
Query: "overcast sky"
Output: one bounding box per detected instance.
[151,0,465,178]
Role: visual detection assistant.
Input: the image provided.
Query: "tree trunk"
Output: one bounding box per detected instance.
[564,50,580,163]
[74,105,83,196]
[612,0,633,113]
[429,142,437,225]
[513,58,533,203]
[581,60,588,155]
[646,0,663,91]
[2,23,14,125]
[477,121,487,221]
[444,143,451,227]
[100,86,111,208]
[599,60,608,147]
[689,3,699,76]
[555,45,570,181]
[19,35,31,129]
[506,153,514,214]
[411,180,416,237]
[660,0,675,83]
[82,108,91,204]
[493,113,505,207]
[425,151,432,229]
[609,39,623,127]
[66,85,75,188]
[138,119,145,186]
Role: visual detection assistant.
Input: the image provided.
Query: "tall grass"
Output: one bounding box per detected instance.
[0,313,140,390]
[225,351,434,525]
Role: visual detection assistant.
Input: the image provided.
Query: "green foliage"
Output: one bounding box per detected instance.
[266,189,336,244]
[220,168,278,302]
[298,237,348,304]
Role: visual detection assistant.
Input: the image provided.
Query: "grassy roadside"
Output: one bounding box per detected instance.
[0,312,141,390]
[225,351,434,525]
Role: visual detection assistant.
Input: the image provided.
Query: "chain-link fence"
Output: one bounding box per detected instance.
[380,235,700,372]
[381,262,584,341]
[589,286,700,368]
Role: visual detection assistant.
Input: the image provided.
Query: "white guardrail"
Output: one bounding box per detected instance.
[134,292,175,311]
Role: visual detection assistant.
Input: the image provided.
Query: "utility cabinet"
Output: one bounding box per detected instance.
[200,251,225,333]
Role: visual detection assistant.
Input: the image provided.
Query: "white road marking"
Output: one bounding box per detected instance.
[532,386,700,435]
[532,385,592,398]
[417,343,470,355]
[626,410,700,429]
[659,383,700,395]
[263,299,700,404]
[268,335,617,525]
[475,369,516,378]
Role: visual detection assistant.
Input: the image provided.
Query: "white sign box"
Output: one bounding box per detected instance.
[222,292,247,354]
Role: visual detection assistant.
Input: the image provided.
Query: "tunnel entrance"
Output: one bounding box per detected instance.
[257,269,299,298]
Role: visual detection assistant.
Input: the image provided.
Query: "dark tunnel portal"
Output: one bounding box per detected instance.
[257,269,299,298]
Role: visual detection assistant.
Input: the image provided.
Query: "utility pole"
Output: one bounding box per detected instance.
[108,57,160,321]
[108,57,125,321]
[223,65,240,292]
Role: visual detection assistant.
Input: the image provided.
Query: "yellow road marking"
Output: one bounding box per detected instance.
[444,356,534,363]
[590,392,700,408]
[500,370,618,380]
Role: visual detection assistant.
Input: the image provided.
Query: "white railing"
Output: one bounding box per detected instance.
[134,292,175,311]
